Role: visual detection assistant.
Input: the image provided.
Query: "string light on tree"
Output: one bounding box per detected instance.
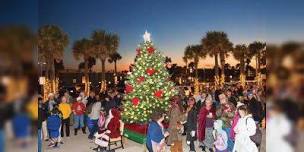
[122,31,177,123]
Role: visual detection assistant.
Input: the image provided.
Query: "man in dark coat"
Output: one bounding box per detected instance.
[186,98,197,152]
[104,90,118,115]
[245,92,263,123]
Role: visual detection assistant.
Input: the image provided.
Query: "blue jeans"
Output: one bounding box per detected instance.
[38,129,42,152]
[0,129,4,152]
[224,127,234,152]
[74,115,84,129]
[146,144,153,152]
[87,118,98,139]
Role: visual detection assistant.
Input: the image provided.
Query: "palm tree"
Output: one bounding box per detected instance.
[108,52,122,74]
[0,26,35,72]
[73,38,93,95]
[78,57,96,72]
[202,31,232,86]
[233,44,248,86]
[183,48,192,74]
[38,25,69,92]
[91,30,119,91]
[248,41,266,77]
[185,44,206,79]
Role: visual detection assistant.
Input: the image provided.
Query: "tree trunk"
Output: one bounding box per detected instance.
[240,58,245,86]
[185,60,188,74]
[195,57,199,79]
[51,58,56,93]
[256,53,262,86]
[114,60,117,74]
[101,58,106,91]
[220,53,225,84]
[84,59,90,96]
[214,53,219,77]
[240,58,245,76]
[214,53,220,87]
[256,55,258,76]
[257,53,260,74]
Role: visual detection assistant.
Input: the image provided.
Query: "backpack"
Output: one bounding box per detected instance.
[246,117,262,146]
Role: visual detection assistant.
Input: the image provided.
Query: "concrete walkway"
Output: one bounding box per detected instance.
[42,132,203,152]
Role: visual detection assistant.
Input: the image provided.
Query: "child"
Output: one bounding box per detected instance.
[213,120,228,152]
[72,97,86,135]
[47,107,62,148]
[93,108,108,151]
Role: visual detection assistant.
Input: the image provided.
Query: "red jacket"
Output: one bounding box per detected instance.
[72,102,86,115]
[107,108,121,138]
[197,106,216,142]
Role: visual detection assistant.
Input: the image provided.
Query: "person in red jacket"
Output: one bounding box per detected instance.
[72,97,86,135]
[197,94,216,152]
[105,108,121,139]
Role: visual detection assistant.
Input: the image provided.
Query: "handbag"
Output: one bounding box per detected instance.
[246,117,262,146]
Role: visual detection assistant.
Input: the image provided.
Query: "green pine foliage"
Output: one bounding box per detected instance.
[122,41,177,123]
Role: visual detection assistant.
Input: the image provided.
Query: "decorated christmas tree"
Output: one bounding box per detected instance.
[122,31,177,124]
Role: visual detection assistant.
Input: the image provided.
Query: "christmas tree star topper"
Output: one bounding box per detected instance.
[143,30,151,42]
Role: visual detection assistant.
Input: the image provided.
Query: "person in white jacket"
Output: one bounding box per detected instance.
[88,96,101,140]
[266,102,293,152]
[233,105,258,152]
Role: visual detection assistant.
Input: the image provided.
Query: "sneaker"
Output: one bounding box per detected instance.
[92,147,99,151]
[201,146,206,151]
[59,141,64,144]
[48,143,55,147]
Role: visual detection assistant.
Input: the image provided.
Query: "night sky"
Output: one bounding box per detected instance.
[1,0,304,71]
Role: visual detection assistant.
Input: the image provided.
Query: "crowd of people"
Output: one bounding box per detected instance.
[146,83,266,152]
[38,83,268,152]
[38,89,123,150]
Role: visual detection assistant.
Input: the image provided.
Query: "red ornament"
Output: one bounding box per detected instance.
[147,47,155,54]
[125,84,133,94]
[136,76,145,83]
[146,68,155,76]
[136,48,141,55]
[132,97,140,106]
[154,90,163,98]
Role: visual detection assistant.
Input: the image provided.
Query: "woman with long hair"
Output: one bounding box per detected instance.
[167,96,185,151]
[233,105,258,152]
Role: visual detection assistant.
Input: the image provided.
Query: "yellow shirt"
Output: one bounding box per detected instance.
[59,103,72,119]
[27,99,38,120]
